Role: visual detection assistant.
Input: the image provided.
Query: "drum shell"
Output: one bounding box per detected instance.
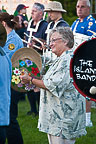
[70,38,96,101]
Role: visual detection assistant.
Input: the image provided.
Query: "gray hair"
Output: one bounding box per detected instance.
[33,3,45,11]
[49,27,74,49]
[77,0,90,7]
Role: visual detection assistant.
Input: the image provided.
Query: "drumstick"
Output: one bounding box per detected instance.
[87,30,96,35]
[24,32,29,38]
[32,36,44,45]
[32,37,50,50]
[24,32,43,45]
[24,33,50,52]
[33,44,42,50]
[22,39,28,44]
[22,39,45,51]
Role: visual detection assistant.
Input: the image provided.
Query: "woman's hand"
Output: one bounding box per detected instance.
[20,73,31,84]
[28,40,36,47]
[34,87,40,92]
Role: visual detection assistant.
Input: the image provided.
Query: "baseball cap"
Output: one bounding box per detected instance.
[16,4,29,12]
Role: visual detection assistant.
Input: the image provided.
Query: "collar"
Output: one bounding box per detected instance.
[0,46,6,56]
[78,14,92,22]
[46,18,64,33]
[27,19,43,32]
[7,30,15,37]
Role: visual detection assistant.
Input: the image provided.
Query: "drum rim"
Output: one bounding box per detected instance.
[70,37,96,102]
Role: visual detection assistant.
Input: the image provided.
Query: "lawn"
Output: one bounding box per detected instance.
[18,96,48,144]
[17,96,96,144]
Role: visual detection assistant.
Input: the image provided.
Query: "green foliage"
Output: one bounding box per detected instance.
[17,96,49,144]
[63,15,78,26]
[16,96,96,144]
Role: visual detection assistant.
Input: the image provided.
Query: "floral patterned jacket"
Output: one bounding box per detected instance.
[38,50,87,139]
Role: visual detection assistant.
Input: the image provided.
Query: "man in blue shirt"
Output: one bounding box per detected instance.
[71,0,96,36]
[71,0,96,127]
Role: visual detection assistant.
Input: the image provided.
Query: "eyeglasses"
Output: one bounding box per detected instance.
[49,38,62,44]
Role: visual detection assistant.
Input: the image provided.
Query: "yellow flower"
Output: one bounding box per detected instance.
[12,75,20,84]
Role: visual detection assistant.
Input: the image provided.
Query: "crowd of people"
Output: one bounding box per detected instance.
[0,0,96,144]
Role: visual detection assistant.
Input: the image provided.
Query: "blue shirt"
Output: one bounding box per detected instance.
[0,47,12,126]
[71,15,96,36]
[3,30,24,59]
[0,29,23,125]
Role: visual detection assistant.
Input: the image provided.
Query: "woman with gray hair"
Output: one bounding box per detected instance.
[20,27,86,144]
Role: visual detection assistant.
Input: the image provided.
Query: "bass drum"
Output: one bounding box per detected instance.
[70,38,96,102]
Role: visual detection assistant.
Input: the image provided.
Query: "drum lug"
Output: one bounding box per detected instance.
[86,96,91,101]
[70,78,74,82]
[70,54,74,58]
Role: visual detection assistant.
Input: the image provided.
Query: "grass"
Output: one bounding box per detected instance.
[17,96,96,144]
[18,96,48,144]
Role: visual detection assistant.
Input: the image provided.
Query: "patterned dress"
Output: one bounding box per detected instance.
[38,50,87,139]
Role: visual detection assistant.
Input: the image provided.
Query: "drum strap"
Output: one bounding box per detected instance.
[73,20,79,34]
[27,19,43,44]
[46,20,65,45]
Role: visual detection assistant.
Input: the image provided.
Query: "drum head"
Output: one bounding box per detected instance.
[70,38,96,101]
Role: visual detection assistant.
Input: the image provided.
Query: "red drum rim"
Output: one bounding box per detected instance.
[70,38,96,102]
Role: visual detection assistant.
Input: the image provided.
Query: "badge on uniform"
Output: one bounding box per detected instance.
[8,44,15,50]
[88,22,93,28]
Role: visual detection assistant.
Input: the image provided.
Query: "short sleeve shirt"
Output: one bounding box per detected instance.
[3,30,24,59]
[38,51,86,139]
[71,15,96,36]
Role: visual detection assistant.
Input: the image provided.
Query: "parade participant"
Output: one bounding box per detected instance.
[71,0,96,36]
[26,3,48,51]
[71,0,96,127]
[14,4,29,39]
[0,22,12,144]
[25,2,48,116]
[20,27,86,144]
[44,1,69,64]
[44,1,69,45]
[0,12,24,144]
